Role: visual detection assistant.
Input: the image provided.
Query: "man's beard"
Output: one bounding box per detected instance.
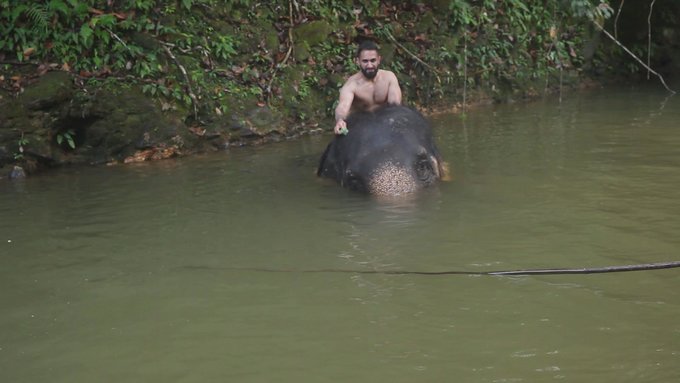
[361,67,377,79]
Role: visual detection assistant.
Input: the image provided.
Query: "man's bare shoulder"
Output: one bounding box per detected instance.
[343,72,365,87]
[379,69,398,81]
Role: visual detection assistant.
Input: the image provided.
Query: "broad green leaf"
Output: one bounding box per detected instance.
[48,0,69,15]
[80,23,93,41]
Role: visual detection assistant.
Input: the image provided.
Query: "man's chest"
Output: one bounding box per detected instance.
[354,79,388,104]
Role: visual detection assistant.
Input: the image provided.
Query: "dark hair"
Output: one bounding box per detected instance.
[356,40,379,58]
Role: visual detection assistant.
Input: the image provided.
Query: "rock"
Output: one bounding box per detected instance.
[8,165,26,179]
[247,106,282,134]
[294,20,334,48]
[19,71,74,111]
[293,20,335,61]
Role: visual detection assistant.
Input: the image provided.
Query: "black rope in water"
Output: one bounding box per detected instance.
[201,261,680,277]
[483,261,680,276]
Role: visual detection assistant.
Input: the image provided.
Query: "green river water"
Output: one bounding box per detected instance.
[1,86,679,382]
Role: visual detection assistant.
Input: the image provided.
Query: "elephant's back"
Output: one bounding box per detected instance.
[344,105,433,150]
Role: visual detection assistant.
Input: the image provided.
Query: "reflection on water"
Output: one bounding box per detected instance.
[1,87,679,382]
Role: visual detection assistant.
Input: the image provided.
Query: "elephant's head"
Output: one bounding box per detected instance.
[318,105,446,196]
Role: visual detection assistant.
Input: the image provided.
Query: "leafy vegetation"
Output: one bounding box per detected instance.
[56,129,76,149]
[1,0,671,130]
[13,132,28,160]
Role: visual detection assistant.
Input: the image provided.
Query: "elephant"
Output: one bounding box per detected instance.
[317,105,446,196]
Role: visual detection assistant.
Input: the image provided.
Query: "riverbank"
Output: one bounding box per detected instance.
[0,65,595,181]
[1,1,676,179]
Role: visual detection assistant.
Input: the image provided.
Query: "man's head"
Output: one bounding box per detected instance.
[355,40,381,80]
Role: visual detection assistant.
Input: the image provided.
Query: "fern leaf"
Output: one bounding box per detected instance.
[25,5,49,32]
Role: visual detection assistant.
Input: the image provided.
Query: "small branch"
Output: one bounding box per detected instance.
[160,41,192,54]
[266,0,295,105]
[463,31,467,112]
[545,25,565,102]
[74,74,157,83]
[592,20,675,94]
[614,0,624,39]
[647,0,656,80]
[0,60,40,66]
[161,42,199,120]
[104,27,129,51]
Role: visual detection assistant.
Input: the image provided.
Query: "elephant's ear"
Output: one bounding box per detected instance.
[427,145,451,182]
[317,141,337,178]
[414,151,438,186]
[437,157,453,181]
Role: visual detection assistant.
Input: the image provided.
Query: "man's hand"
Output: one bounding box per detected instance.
[334,119,348,135]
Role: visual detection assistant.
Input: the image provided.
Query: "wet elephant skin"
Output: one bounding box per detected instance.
[317,105,445,196]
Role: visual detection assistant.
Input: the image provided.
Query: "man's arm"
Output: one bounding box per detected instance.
[386,71,402,105]
[334,82,355,134]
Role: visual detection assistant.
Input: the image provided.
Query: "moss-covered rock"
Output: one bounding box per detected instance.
[77,87,189,161]
[18,71,73,111]
[247,106,282,134]
[293,20,335,61]
[292,42,311,62]
[130,31,162,51]
[379,43,397,67]
[294,20,335,48]
[426,0,454,15]
[0,71,75,166]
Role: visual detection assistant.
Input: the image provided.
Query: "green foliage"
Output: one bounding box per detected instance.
[25,4,49,32]
[569,0,613,21]
[13,132,29,160]
[412,0,611,100]
[0,0,612,122]
[57,129,76,149]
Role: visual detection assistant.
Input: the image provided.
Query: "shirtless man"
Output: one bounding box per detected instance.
[333,40,402,135]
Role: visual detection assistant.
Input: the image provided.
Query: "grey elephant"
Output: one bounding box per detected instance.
[317,105,447,195]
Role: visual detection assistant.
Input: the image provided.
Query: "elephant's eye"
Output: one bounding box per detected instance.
[414,154,435,184]
[343,171,367,193]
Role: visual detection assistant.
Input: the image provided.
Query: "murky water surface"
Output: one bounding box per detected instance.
[2,87,679,382]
